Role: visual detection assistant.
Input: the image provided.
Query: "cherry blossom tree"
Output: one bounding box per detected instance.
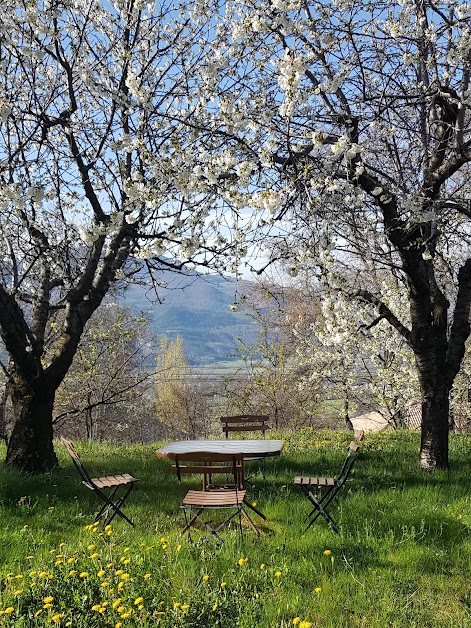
[193,0,471,469]
[0,0,239,472]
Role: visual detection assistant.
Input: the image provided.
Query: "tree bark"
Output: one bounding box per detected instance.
[5,376,58,473]
[418,375,450,470]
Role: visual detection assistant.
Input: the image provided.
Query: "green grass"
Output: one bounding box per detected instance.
[1,429,471,627]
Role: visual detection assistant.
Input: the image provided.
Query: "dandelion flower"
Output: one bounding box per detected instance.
[4,608,14,614]
[174,602,181,608]
[299,622,313,628]
[79,572,89,578]
[260,564,265,570]
[238,558,247,567]
[43,603,53,609]
[293,619,301,625]
[323,550,331,556]
[314,587,322,593]
[181,604,189,611]
[144,573,151,579]
[212,604,219,611]
[134,597,143,605]
[176,545,182,552]
[275,571,282,577]
[220,582,226,588]
[202,575,209,582]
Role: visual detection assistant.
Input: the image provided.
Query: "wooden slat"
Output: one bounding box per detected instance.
[220,416,269,424]
[223,425,268,433]
[182,489,246,507]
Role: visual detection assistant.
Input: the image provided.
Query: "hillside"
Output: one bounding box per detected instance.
[121,272,257,365]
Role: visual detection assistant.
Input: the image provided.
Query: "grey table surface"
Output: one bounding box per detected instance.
[155,439,284,458]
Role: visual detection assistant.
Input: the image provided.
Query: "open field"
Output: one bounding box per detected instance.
[1,429,471,627]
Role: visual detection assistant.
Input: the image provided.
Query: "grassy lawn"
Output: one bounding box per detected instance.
[1,429,471,627]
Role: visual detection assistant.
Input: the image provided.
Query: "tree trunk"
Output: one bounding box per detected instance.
[419,379,450,470]
[5,377,58,473]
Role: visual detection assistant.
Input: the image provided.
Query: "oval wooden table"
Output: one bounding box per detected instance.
[155,439,284,522]
[155,439,284,459]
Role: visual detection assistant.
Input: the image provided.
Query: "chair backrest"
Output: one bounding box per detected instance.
[168,451,244,490]
[336,441,359,487]
[61,438,93,485]
[220,415,270,438]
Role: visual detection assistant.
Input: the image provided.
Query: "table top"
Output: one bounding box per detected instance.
[155,439,284,459]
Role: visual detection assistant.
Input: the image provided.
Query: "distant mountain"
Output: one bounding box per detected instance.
[120,271,257,365]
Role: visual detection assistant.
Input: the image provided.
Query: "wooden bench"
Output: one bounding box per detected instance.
[220,415,270,438]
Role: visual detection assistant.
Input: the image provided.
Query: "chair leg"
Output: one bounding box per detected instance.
[243,498,267,520]
[301,486,340,533]
[93,485,135,527]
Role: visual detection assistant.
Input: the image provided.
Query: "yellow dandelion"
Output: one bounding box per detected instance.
[43,603,53,610]
[323,549,331,556]
[120,612,131,619]
[79,572,89,578]
[87,544,95,550]
[104,525,112,531]
[174,602,181,608]
[15,574,24,579]
[65,623,72,627]
[34,610,43,617]
[43,596,54,604]
[120,573,130,580]
[117,606,126,613]
[181,604,189,611]
[134,597,144,605]
[293,619,301,626]
[176,544,182,552]
[115,569,124,576]
[117,582,125,591]
[90,552,99,559]
[112,599,122,609]
[123,547,130,553]
[275,571,282,577]
[143,573,151,579]
[55,559,63,566]
[97,570,106,577]
[260,564,266,570]
[299,622,313,628]
[4,607,14,614]
[91,605,101,612]
[115,624,123,628]
[202,575,209,582]
[238,558,247,567]
[314,587,322,593]
[67,557,75,564]
[212,603,218,611]
[138,605,144,611]
[29,571,37,577]
[14,589,23,596]
[220,582,226,588]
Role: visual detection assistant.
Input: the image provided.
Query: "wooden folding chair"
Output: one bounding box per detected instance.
[293,440,360,533]
[220,415,270,483]
[61,438,139,527]
[169,451,260,544]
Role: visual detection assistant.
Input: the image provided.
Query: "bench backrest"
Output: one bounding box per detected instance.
[220,415,270,438]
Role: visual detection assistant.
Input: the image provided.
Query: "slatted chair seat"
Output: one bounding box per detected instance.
[294,440,361,533]
[294,477,336,488]
[61,438,138,527]
[169,451,260,544]
[86,474,137,490]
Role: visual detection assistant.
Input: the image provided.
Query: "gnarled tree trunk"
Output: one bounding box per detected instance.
[6,376,58,473]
